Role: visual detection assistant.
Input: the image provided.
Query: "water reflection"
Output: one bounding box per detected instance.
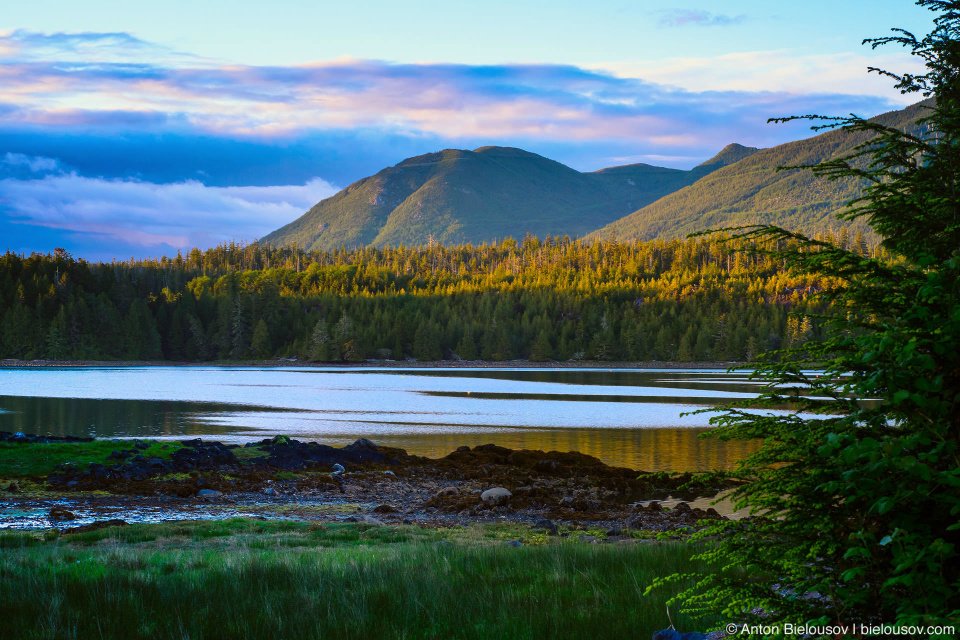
[0,395,267,439]
[0,366,763,471]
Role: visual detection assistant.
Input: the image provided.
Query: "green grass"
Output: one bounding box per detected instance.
[231,445,267,462]
[0,519,715,640]
[0,440,183,479]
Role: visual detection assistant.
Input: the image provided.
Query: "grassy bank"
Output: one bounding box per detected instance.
[0,439,183,479]
[0,519,713,640]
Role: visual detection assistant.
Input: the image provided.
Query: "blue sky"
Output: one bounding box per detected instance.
[0,1,936,259]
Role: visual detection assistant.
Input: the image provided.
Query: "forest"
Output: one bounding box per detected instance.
[0,231,876,363]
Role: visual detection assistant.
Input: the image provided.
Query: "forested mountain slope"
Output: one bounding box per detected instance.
[590,101,931,241]
[262,145,757,250]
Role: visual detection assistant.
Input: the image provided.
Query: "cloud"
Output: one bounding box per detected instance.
[658,9,745,28]
[0,28,205,65]
[0,29,901,146]
[2,152,60,173]
[0,168,338,250]
[596,50,925,105]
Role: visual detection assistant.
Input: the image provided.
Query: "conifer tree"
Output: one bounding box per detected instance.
[654,1,960,630]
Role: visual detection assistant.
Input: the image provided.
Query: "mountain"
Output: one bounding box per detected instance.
[261,145,757,250]
[589,101,931,242]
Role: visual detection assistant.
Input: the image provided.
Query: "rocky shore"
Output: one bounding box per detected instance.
[2,430,740,536]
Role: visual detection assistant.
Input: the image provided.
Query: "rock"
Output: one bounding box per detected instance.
[372,504,398,514]
[264,487,277,496]
[578,535,599,543]
[434,486,460,498]
[503,540,523,547]
[559,496,574,506]
[49,507,77,521]
[344,438,378,452]
[196,489,221,498]
[4,482,19,493]
[606,527,622,537]
[134,442,149,450]
[402,519,413,525]
[332,463,345,475]
[362,515,384,525]
[480,487,512,506]
[88,463,110,479]
[171,441,238,470]
[533,518,558,536]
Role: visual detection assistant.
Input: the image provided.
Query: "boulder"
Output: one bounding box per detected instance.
[196,489,221,498]
[434,486,460,498]
[49,507,77,521]
[533,518,558,536]
[372,504,398,514]
[480,487,512,506]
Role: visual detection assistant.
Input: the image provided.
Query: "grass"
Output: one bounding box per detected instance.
[0,440,183,478]
[0,519,715,640]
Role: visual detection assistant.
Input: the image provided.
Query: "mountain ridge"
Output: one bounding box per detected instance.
[588,101,931,242]
[261,145,758,250]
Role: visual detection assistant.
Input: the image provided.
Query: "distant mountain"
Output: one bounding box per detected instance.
[261,145,757,250]
[589,101,931,242]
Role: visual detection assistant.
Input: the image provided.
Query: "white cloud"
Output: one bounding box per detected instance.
[593,50,928,106]
[2,152,60,173]
[0,173,338,248]
[657,10,746,28]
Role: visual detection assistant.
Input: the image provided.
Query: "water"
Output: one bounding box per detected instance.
[0,366,765,472]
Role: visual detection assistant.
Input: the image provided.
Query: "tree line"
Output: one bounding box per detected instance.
[0,232,877,363]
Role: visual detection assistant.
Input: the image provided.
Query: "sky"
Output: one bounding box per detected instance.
[0,0,936,260]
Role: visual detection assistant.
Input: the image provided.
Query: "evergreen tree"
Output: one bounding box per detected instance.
[250,319,271,359]
[309,320,332,361]
[528,330,554,362]
[655,2,960,629]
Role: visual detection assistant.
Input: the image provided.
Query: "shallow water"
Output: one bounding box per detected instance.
[0,366,765,472]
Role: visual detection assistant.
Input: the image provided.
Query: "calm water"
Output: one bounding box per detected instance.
[0,366,766,472]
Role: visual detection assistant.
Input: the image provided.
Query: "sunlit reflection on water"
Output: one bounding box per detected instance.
[0,366,764,471]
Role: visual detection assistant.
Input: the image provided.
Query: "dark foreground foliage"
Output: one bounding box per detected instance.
[653,1,960,636]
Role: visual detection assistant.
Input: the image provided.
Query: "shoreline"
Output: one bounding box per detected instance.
[0,358,746,369]
[1,432,740,533]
